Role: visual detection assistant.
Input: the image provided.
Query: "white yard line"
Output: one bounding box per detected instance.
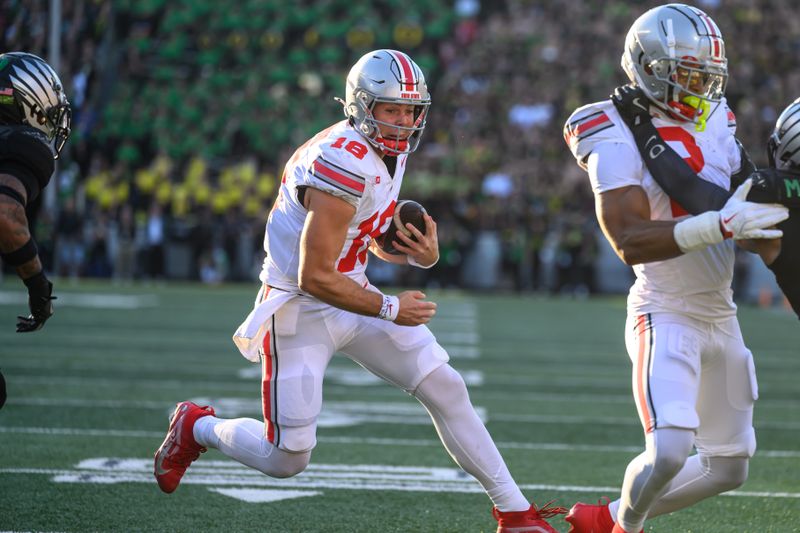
[0,459,797,499]
[5,392,800,430]
[1,426,798,458]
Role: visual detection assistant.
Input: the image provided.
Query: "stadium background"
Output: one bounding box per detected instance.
[2,3,800,533]
[2,0,796,308]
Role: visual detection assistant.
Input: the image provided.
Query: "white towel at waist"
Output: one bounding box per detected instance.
[232,286,297,362]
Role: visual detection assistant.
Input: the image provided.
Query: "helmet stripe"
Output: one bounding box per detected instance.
[389,51,416,92]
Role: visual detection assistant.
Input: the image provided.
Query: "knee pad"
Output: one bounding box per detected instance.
[413,364,469,407]
[277,422,318,454]
[264,448,311,479]
[658,400,700,430]
[697,426,756,458]
[649,428,695,479]
[702,455,749,492]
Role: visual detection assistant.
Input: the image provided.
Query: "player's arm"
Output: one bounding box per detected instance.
[0,173,55,332]
[298,187,436,326]
[595,185,683,265]
[589,145,788,265]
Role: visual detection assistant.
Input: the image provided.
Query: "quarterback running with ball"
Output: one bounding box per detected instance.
[563,5,788,533]
[155,49,563,532]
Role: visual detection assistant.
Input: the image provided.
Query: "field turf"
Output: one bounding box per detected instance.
[1,280,798,532]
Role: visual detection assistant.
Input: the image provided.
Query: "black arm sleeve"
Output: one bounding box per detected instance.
[768,215,800,320]
[0,126,55,203]
[627,120,731,213]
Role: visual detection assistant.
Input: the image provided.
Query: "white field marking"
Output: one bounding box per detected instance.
[209,488,321,503]
[236,365,484,386]
[3,458,799,499]
[2,426,799,459]
[0,291,157,309]
[5,390,798,429]
[4,391,799,431]
[10,387,797,411]
[189,397,489,427]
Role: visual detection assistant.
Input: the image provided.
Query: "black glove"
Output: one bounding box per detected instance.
[748,168,800,208]
[611,84,652,129]
[17,271,55,332]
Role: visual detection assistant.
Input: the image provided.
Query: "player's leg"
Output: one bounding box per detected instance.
[340,318,564,530]
[194,296,338,477]
[645,317,754,517]
[612,314,704,533]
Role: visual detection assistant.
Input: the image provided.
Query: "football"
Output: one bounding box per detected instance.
[377,200,428,255]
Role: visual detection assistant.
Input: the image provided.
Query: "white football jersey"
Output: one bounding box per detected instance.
[565,99,742,321]
[262,120,407,291]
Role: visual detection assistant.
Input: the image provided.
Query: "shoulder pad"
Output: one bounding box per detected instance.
[0,126,54,197]
[303,133,373,207]
[564,101,628,168]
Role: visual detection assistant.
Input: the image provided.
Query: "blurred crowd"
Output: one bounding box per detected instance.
[2,0,798,293]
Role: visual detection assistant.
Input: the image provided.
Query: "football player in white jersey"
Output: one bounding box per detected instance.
[154,49,564,532]
[562,5,789,533]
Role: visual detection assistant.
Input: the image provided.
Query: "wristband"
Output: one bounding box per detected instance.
[673,211,724,253]
[377,294,400,321]
[407,255,438,269]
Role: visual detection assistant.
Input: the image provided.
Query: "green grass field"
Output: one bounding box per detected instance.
[1,280,798,532]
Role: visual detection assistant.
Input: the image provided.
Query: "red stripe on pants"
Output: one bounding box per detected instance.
[260,286,276,444]
[636,314,655,433]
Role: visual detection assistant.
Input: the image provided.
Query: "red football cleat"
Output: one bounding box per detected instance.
[154,401,215,493]
[494,500,567,533]
[565,498,642,533]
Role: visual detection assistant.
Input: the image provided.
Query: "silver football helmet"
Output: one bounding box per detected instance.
[0,52,71,158]
[621,4,728,126]
[768,98,800,170]
[339,49,431,155]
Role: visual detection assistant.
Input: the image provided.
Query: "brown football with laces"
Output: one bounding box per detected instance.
[377,200,427,255]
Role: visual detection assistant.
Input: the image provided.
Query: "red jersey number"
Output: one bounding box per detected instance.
[331,137,369,160]
[338,201,396,272]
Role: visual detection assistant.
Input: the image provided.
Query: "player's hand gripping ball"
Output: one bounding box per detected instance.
[378,200,427,255]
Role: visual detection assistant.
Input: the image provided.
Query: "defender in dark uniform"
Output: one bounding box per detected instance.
[612,85,800,319]
[0,52,71,332]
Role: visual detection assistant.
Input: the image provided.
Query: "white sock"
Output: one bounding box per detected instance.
[414,365,530,512]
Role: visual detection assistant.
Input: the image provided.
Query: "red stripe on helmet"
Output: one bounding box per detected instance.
[389,51,416,92]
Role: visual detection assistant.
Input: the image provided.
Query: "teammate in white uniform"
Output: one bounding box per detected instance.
[561,5,789,533]
[154,49,564,532]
